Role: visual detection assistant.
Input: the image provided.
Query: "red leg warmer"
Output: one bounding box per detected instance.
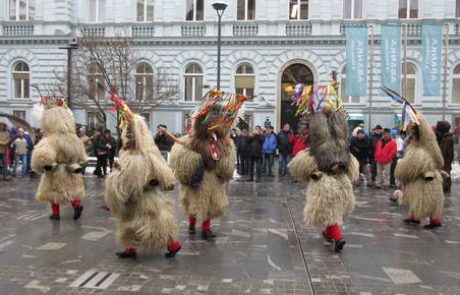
[324,224,343,241]
[430,217,442,225]
[51,203,60,216]
[202,219,211,231]
[167,240,182,252]
[189,215,196,226]
[71,199,81,209]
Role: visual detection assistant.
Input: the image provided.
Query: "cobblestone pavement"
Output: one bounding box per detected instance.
[1,172,460,295]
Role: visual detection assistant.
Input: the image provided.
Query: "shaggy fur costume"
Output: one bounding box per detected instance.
[395,117,446,220]
[289,149,359,227]
[32,107,87,205]
[169,134,235,219]
[105,116,179,253]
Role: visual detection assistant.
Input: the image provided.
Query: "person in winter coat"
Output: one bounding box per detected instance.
[11,128,28,178]
[277,123,293,176]
[349,129,371,184]
[289,130,309,157]
[246,126,264,182]
[435,121,454,192]
[154,124,174,161]
[94,129,115,177]
[374,128,397,188]
[368,125,383,186]
[236,129,250,175]
[262,126,277,176]
[0,121,10,180]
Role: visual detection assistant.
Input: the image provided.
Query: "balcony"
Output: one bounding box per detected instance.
[81,25,106,37]
[286,21,312,36]
[233,23,258,37]
[181,23,206,37]
[2,22,34,36]
[132,24,155,37]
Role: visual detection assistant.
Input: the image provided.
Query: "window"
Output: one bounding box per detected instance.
[457,0,460,18]
[235,63,255,99]
[87,112,100,131]
[237,0,256,20]
[9,0,35,20]
[185,0,204,21]
[340,66,360,104]
[399,0,418,19]
[289,0,308,20]
[136,63,154,101]
[401,63,417,103]
[343,0,362,19]
[184,63,203,101]
[137,0,154,22]
[12,61,30,99]
[452,64,460,103]
[13,110,26,120]
[88,63,105,101]
[89,0,106,22]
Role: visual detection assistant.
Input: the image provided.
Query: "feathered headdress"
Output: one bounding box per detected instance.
[40,96,67,109]
[192,90,248,130]
[109,92,135,130]
[381,87,419,130]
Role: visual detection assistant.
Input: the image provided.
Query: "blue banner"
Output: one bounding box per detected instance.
[381,24,401,93]
[421,24,443,96]
[346,26,368,96]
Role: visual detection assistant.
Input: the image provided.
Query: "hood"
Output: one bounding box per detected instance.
[436,121,451,134]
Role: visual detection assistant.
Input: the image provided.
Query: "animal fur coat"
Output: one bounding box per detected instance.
[395,117,446,220]
[32,107,87,204]
[289,149,359,227]
[169,135,236,219]
[105,117,178,253]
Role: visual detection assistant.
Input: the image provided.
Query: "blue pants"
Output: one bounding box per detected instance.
[278,154,290,175]
[0,153,9,177]
[13,154,27,177]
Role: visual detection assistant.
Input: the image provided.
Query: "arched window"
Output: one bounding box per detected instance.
[235,63,255,99]
[340,66,360,104]
[289,0,309,20]
[12,61,30,99]
[401,62,417,103]
[136,63,154,101]
[137,0,154,22]
[237,0,256,20]
[88,63,105,101]
[184,63,203,101]
[9,0,35,21]
[452,64,460,104]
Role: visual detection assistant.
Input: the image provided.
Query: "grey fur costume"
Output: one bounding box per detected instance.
[169,135,236,219]
[105,117,178,252]
[289,109,359,227]
[395,116,446,220]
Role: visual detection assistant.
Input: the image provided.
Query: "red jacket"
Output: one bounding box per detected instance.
[374,138,397,164]
[289,134,309,156]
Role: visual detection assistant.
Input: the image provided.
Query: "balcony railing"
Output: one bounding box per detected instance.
[286,22,312,36]
[233,23,258,37]
[3,22,34,36]
[132,24,155,37]
[81,25,106,37]
[181,24,206,37]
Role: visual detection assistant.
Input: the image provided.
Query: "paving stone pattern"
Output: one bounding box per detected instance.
[1,172,460,294]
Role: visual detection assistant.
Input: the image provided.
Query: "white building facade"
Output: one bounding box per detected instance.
[1,0,460,134]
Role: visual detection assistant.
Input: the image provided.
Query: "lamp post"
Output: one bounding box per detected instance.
[59,36,78,109]
[212,1,228,91]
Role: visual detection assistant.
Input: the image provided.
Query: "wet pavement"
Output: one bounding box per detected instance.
[1,171,460,295]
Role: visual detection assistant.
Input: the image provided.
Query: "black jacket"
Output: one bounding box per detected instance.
[236,135,250,154]
[154,133,174,151]
[247,133,264,158]
[349,137,370,164]
[277,130,292,156]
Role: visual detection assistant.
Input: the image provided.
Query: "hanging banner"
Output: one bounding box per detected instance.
[381,24,401,93]
[421,23,443,96]
[346,26,368,96]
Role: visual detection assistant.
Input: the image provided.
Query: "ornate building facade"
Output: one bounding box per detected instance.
[1,0,460,133]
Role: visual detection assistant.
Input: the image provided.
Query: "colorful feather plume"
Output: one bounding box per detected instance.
[109,92,135,130]
[381,86,419,130]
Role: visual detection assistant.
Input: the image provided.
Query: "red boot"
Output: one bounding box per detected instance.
[71,199,84,220]
[188,215,196,235]
[165,240,182,258]
[324,224,346,252]
[424,217,442,229]
[116,247,137,258]
[201,218,216,240]
[49,203,60,220]
[403,214,420,225]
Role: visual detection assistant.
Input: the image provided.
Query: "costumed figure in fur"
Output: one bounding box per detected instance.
[32,97,86,220]
[289,107,359,252]
[394,115,447,229]
[104,95,181,259]
[382,87,447,229]
[169,91,244,239]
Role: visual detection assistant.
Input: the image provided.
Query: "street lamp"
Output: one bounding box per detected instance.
[59,36,78,109]
[212,1,228,91]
